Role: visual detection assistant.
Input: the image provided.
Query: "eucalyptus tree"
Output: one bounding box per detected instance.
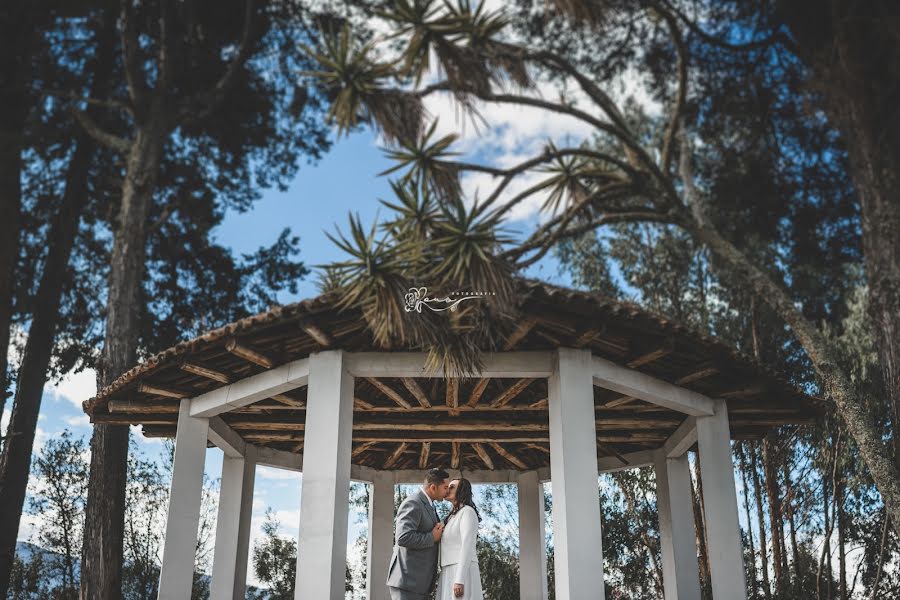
[302,0,900,530]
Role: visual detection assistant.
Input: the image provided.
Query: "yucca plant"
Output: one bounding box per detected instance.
[380,120,462,202]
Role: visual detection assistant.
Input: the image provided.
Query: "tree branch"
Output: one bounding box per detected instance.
[120,0,148,113]
[660,0,794,53]
[179,0,255,124]
[72,110,131,154]
[654,2,688,174]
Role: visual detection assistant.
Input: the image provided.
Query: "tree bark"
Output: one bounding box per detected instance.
[782,0,900,469]
[80,109,168,600]
[0,0,31,428]
[690,452,712,600]
[750,443,772,600]
[836,479,846,600]
[0,11,115,594]
[682,215,900,531]
[737,443,759,599]
[762,432,787,592]
[784,458,802,589]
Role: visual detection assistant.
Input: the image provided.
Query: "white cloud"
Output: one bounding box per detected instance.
[63,414,91,429]
[48,368,97,410]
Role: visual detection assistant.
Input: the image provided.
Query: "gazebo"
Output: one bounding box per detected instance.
[83,279,820,600]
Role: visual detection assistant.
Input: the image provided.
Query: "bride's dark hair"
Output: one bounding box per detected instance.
[444,478,482,524]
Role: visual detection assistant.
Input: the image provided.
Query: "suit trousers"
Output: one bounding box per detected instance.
[388,586,426,600]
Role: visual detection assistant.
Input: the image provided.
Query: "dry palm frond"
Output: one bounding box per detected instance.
[380,120,462,202]
[380,179,440,248]
[366,88,425,143]
[315,265,347,295]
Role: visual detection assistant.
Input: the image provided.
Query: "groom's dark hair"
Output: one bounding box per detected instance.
[424,468,449,487]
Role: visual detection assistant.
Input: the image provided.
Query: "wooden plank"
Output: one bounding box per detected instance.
[350,404,547,413]
[503,317,537,350]
[93,413,176,426]
[401,378,431,408]
[419,442,431,468]
[489,378,535,408]
[225,338,274,369]
[352,441,378,459]
[471,443,495,469]
[466,378,490,407]
[366,377,412,409]
[675,366,719,385]
[451,442,460,469]
[385,443,409,469]
[180,362,230,384]
[243,432,666,443]
[138,382,188,399]
[528,397,548,409]
[489,443,528,469]
[626,339,674,369]
[354,397,375,410]
[271,394,305,408]
[524,443,551,454]
[108,400,180,414]
[446,378,459,415]
[603,395,636,409]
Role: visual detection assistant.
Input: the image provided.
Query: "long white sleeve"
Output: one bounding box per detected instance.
[454,506,478,585]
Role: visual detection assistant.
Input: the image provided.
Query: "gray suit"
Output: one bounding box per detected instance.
[387,488,441,599]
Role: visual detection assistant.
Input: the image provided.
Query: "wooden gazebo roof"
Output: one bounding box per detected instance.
[83,279,822,472]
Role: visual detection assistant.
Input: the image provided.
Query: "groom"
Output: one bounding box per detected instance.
[386,468,450,599]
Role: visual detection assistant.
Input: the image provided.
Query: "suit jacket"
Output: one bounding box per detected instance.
[386,488,440,594]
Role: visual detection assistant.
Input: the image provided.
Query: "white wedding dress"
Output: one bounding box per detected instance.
[437,505,484,600]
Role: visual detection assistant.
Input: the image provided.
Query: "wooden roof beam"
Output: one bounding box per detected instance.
[180,362,230,384]
[489,442,528,469]
[419,442,431,468]
[626,338,675,369]
[489,378,535,408]
[385,443,409,469]
[365,377,412,409]
[451,442,460,469]
[108,399,179,413]
[299,321,332,347]
[446,378,459,416]
[466,378,490,407]
[401,378,431,408]
[225,338,274,369]
[138,382,188,399]
[472,443,495,470]
[503,317,537,350]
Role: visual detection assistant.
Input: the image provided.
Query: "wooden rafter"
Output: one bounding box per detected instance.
[676,366,719,385]
[271,394,305,408]
[528,397,548,409]
[385,442,409,468]
[574,327,601,348]
[626,339,675,369]
[597,442,628,465]
[350,404,547,413]
[419,442,431,468]
[489,443,527,469]
[137,382,188,399]
[292,441,304,453]
[352,441,378,458]
[446,378,459,415]
[401,378,431,408]
[503,317,537,350]
[603,395,636,409]
[225,338,273,369]
[471,443,495,469]
[451,442,460,469]
[466,378,490,407]
[354,397,375,410]
[180,362,230,384]
[524,443,550,454]
[299,321,331,347]
[109,400,179,413]
[365,377,412,408]
[489,378,535,408]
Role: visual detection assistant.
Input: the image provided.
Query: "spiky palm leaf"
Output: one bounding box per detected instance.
[380,179,440,247]
[303,26,423,142]
[380,120,462,202]
[534,143,596,215]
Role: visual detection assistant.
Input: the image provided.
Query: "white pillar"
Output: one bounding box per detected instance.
[655,453,701,600]
[295,350,355,600]
[696,399,747,600]
[518,471,548,600]
[158,399,210,599]
[367,471,395,600]
[210,446,257,600]
[548,348,605,600]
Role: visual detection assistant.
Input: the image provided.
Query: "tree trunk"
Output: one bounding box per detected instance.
[749,443,772,600]
[762,433,787,592]
[0,0,31,427]
[837,479,846,600]
[682,215,900,531]
[0,11,115,596]
[782,0,900,468]
[80,109,168,600]
[737,443,759,599]
[690,452,712,600]
[784,458,802,589]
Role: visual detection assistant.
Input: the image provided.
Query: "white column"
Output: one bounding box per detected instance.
[158,399,210,599]
[294,350,355,600]
[696,399,747,600]
[518,471,548,600]
[210,446,257,600]
[548,348,605,600]
[367,471,395,600]
[655,453,701,600]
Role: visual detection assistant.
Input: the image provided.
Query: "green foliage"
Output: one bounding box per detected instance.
[249,510,297,600]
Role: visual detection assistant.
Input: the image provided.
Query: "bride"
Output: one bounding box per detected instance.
[437,478,484,600]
